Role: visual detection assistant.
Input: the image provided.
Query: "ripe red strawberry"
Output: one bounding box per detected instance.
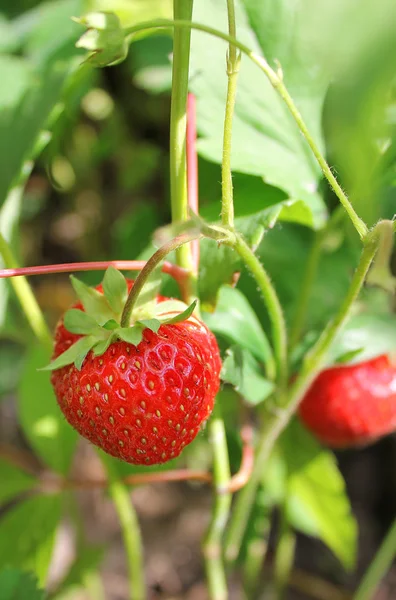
[298,354,396,448]
[49,277,221,465]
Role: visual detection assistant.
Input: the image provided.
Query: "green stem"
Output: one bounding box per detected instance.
[221,0,240,229]
[105,459,146,600]
[232,234,287,387]
[0,231,52,349]
[203,413,232,600]
[242,492,271,599]
[120,232,200,327]
[225,226,380,565]
[274,504,296,600]
[124,18,367,240]
[170,1,195,284]
[354,517,396,600]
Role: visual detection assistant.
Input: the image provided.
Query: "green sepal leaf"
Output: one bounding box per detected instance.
[221,346,274,405]
[137,319,161,333]
[102,266,128,314]
[63,309,102,335]
[93,332,117,356]
[334,348,364,365]
[153,299,191,317]
[70,275,115,325]
[116,325,144,345]
[0,568,45,600]
[40,336,96,372]
[161,300,197,325]
[102,319,120,330]
[75,12,129,67]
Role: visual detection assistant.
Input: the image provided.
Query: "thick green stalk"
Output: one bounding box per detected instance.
[225,228,380,564]
[105,458,146,600]
[274,505,296,600]
[221,0,240,229]
[203,414,232,600]
[124,18,367,241]
[354,517,396,600]
[0,230,52,349]
[233,234,287,387]
[170,1,195,283]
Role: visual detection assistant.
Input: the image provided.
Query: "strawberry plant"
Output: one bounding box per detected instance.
[0,0,396,599]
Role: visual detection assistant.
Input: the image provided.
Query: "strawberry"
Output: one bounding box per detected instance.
[46,269,221,465]
[298,354,396,448]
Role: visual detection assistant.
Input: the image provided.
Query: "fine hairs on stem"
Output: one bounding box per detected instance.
[124,18,368,242]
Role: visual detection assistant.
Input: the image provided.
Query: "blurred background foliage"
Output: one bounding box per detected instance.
[0,0,396,598]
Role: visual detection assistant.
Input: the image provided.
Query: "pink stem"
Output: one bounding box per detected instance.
[187,93,200,272]
[0,260,188,281]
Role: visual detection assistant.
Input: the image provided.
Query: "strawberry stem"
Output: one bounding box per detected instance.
[203,412,232,600]
[224,224,381,566]
[124,17,368,240]
[187,93,200,272]
[354,515,396,600]
[104,456,146,600]
[170,0,196,301]
[120,233,201,327]
[0,260,188,285]
[221,0,240,230]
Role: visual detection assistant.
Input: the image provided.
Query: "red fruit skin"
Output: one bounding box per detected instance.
[298,355,396,448]
[51,282,221,465]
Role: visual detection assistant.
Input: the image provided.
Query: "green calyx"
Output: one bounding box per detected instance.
[74,12,129,67]
[42,266,197,372]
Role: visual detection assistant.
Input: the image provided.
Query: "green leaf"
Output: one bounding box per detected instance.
[40,336,96,371]
[116,325,144,345]
[0,187,25,332]
[63,309,102,335]
[0,59,71,207]
[190,0,328,228]
[85,0,172,28]
[199,160,320,229]
[239,223,359,335]
[70,276,115,324]
[280,420,357,569]
[160,300,197,325]
[53,544,104,597]
[198,205,282,308]
[93,332,116,356]
[203,286,272,364]
[19,346,77,475]
[102,266,128,314]
[0,495,62,586]
[327,313,396,366]
[221,346,274,405]
[137,319,161,333]
[0,460,37,506]
[0,568,45,600]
